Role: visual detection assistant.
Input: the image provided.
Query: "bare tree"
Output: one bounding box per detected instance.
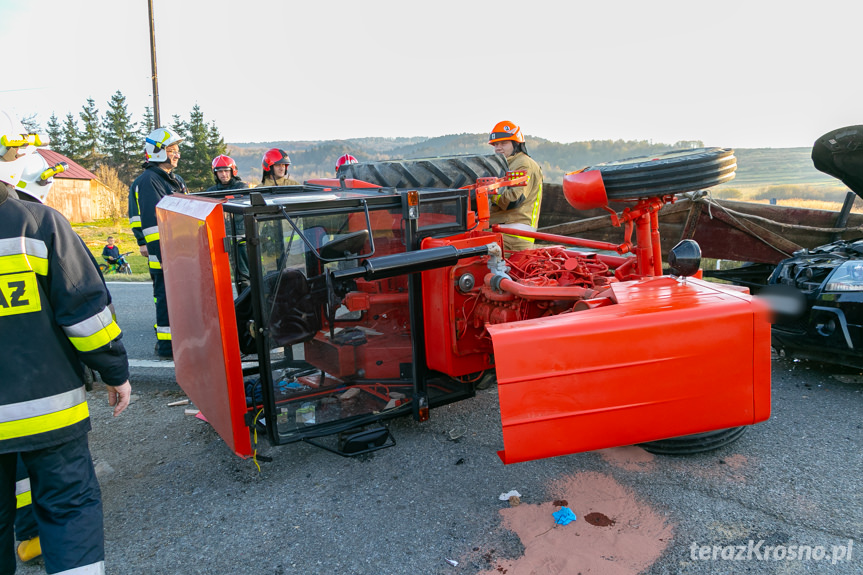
[93,165,128,224]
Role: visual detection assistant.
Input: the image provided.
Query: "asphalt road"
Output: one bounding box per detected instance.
[18,282,863,574]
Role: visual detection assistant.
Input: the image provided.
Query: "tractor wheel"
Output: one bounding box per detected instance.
[337,154,508,189]
[638,426,747,455]
[585,147,737,200]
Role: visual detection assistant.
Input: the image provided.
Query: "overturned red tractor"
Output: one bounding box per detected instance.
[157,148,770,462]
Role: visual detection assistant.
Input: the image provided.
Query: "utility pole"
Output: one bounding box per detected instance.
[148,0,161,128]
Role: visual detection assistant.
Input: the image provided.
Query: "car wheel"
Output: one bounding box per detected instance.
[638,426,747,455]
[337,154,508,189]
[585,147,737,200]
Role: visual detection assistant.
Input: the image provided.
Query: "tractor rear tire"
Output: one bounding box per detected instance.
[638,426,747,455]
[337,154,508,189]
[585,147,737,200]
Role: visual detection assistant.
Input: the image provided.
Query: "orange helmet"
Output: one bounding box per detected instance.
[335,153,358,175]
[488,120,524,145]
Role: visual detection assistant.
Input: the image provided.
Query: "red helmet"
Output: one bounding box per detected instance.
[262,148,291,172]
[488,120,525,145]
[212,154,237,176]
[335,153,358,174]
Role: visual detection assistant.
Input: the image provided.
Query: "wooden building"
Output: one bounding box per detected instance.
[38,149,112,223]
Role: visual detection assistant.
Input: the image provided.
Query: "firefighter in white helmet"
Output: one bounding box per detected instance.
[487,120,544,252]
[128,127,188,358]
[0,111,132,574]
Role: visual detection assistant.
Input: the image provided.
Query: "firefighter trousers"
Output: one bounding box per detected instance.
[151,270,172,355]
[14,456,37,542]
[0,436,104,575]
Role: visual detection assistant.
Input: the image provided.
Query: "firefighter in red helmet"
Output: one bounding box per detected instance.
[335,153,358,176]
[487,120,543,251]
[207,155,249,192]
[261,148,300,186]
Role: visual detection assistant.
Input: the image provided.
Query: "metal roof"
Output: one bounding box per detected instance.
[36,148,98,181]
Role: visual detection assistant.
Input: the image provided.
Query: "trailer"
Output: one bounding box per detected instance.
[156,150,771,462]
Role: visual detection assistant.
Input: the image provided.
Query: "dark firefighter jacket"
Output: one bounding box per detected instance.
[128,163,187,272]
[206,177,250,192]
[0,185,129,454]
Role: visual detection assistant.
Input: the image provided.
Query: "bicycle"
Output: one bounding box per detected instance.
[99,252,133,275]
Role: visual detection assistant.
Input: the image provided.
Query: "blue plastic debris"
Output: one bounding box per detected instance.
[552,506,577,525]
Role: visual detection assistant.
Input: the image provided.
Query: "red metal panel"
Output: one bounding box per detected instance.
[157,196,252,458]
[489,277,772,464]
[421,232,500,377]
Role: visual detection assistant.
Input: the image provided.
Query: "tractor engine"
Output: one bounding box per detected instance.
[421,235,620,378]
[473,247,615,326]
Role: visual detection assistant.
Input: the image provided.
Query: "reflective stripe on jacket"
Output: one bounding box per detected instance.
[489,151,543,248]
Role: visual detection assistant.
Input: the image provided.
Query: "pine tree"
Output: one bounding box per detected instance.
[19,114,41,134]
[46,114,66,155]
[170,114,187,139]
[179,105,215,192]
[140,107,155,139]
[78,98,103,171]
[207,121,228,158]
[101,91,139,184]
[62,113,83,163]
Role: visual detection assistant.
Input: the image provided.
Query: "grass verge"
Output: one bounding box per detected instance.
[72,219,150,279]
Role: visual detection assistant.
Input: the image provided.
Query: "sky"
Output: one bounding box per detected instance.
[1,0,861,150]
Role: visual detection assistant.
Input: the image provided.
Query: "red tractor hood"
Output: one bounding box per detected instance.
[488,276,772,464]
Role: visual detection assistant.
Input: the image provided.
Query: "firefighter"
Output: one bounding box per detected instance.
[260,148,300,186]
[0,121,132,574]
[335,153,358,176]
[128,127,188,359]
[207,154,250,192]
[487,120,543,252]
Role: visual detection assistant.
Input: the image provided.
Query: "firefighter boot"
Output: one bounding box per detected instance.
[17,536,41,562]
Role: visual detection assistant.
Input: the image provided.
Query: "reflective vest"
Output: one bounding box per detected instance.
[0,187,129,453]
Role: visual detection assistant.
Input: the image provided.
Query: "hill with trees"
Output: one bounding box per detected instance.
[21,94,844,205]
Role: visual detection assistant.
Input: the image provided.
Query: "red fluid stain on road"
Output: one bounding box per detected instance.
[477,472,673,575]
[598,446,656,472]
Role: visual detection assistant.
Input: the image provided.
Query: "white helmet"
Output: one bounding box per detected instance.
[0,155,23,189]
[144,127,183,163]
[11,152,66,203]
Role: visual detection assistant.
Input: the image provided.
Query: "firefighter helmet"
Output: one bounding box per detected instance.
[488,120,525,145]
[5,152,65,203]
[0,155,22,189]
[262,148,291,172]
[212,154,238,176]
[144,127,184,163]
[335,154,358,175]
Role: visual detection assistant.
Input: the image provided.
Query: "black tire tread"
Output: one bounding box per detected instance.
[338,154,508,189]
[639,426,747,455]
[584,147,737,200]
